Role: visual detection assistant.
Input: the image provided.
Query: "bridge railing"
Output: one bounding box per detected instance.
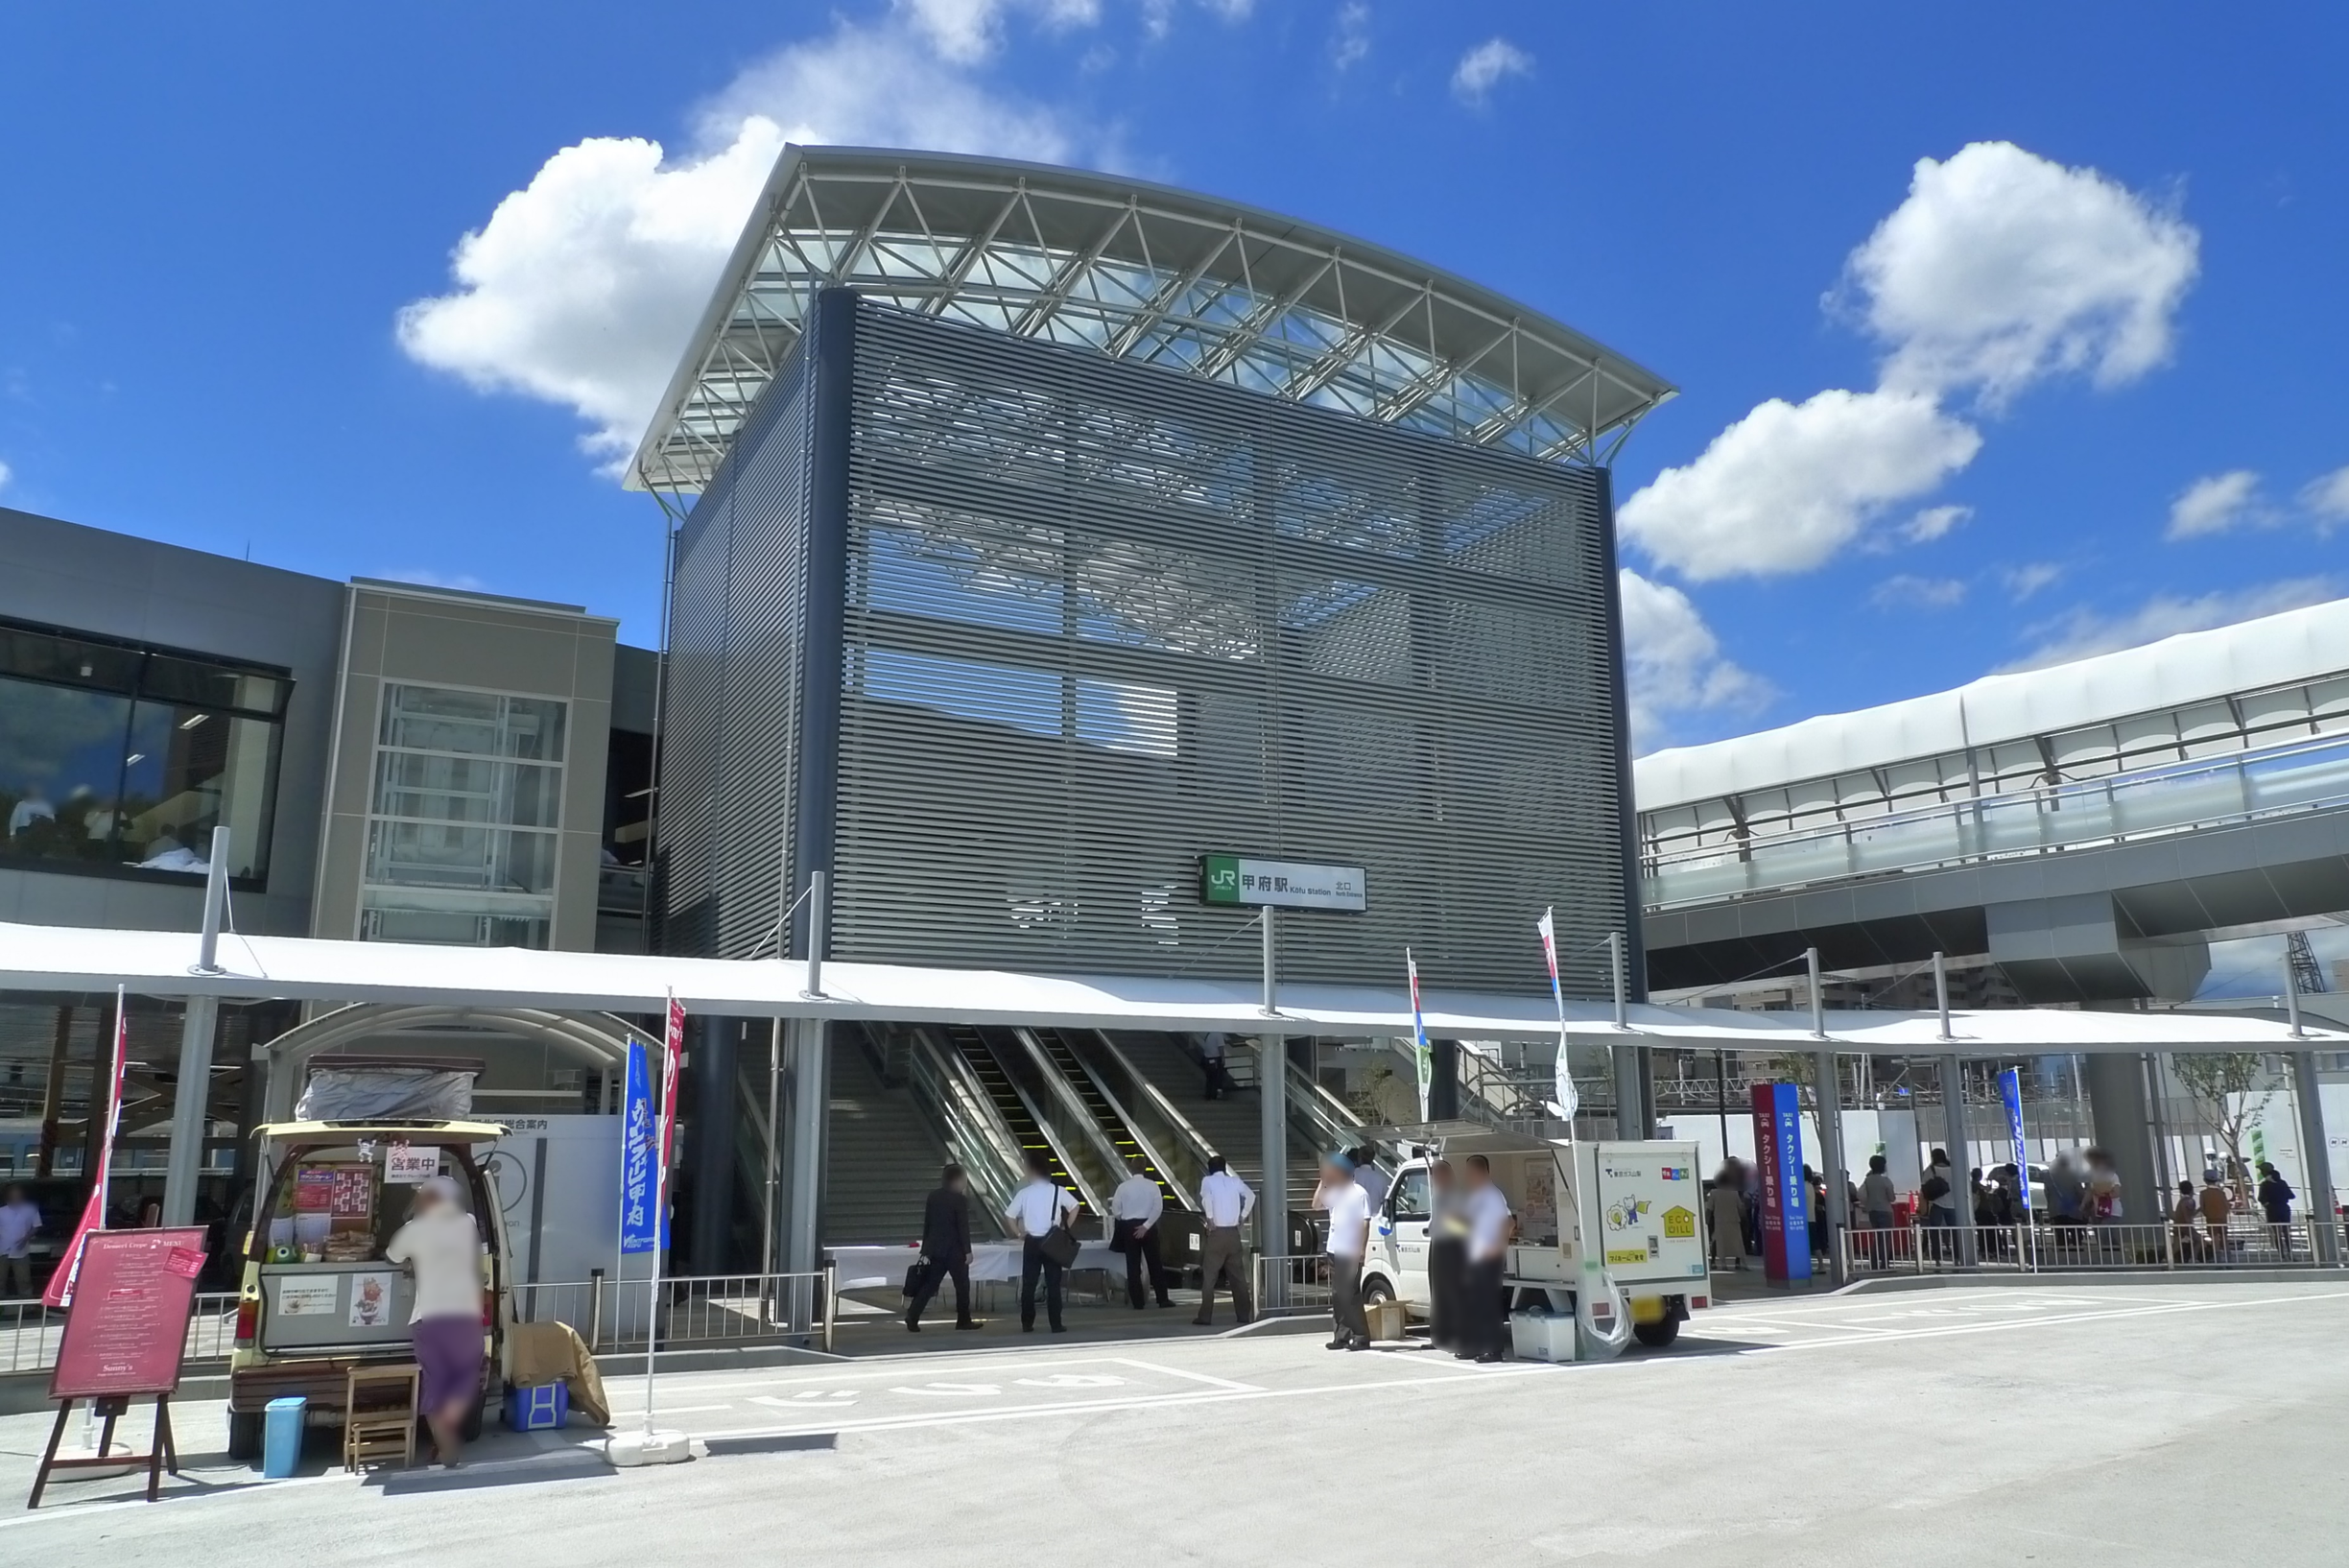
[1646,731,2349,910]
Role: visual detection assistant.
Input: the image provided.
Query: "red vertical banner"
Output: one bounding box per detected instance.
[45,991,130,1309]
[658,993,684,1178]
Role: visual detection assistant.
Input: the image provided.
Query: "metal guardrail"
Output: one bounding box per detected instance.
[3,1292,242,1376]
[515,1269,837,1355]
[1646,731,2349,910]
[1253,1252,1334,1318]
[1839,1220,2345,1276]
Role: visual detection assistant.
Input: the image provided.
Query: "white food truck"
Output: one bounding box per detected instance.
[1355,1122,1711,1350]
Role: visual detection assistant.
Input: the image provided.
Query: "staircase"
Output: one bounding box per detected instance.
[822,1027,949,1245]
[943,1025,1096,1219]
[1032,1029,1186,1210]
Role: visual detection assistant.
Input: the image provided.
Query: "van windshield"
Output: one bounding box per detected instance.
[256,1143,492,1265]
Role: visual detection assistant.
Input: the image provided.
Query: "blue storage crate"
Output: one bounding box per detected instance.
[504,1381,569,1432]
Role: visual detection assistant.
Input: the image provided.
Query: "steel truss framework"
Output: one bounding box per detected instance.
[628,146,1676,495]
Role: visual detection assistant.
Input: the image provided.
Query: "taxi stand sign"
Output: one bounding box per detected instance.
[1199,854,1366,913]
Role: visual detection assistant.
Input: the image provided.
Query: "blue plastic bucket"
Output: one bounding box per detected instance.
[262,1396,305,1478]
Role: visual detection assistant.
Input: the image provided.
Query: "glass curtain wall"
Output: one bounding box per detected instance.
[361,683,566,947]
[0,616,286,882]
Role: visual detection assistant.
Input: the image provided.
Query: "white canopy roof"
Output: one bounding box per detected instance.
[0,920,2335,1057]
[1635,595,2349,810]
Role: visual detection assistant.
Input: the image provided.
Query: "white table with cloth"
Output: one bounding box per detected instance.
[828,1241,1128,1311]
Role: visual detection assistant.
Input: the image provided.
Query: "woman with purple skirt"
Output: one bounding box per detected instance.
[386,1175,485,1467]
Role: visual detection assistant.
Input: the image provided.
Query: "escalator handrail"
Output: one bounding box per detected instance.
[902,1026,1028,1233]
[977,1029,1111,1217]
[1003,1029,1125,1215]
[1083,1032,1220,1172]
[1286,1058,1366,1156]
[1052,1033,1198,1212]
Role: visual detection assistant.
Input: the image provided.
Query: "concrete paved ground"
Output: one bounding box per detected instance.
[1,1279,2343,1565]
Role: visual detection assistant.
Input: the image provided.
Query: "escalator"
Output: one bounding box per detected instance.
[1031,1029,1192,1211]
[942,1024,1103,1217]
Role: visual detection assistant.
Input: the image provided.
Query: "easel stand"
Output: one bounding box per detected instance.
[27,1394,178,1509]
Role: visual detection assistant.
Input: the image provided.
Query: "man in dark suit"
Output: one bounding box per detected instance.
[906,1164,979,1331]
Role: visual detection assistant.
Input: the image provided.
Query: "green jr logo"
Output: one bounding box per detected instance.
[1200,854,1241,903]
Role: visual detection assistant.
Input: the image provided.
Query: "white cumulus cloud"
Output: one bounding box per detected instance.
[1618,570,1770,750]
[1843,141,2199,407]
[1616,389,1981,581]
[2165,468,2264,540]
[0,460,12,494]
[2299,465,2349,534]
[2001,561,2062,602]
[899,0,1105,63]
[2002,577,2339,672]
[1902,504,1971,544]
[1451,37,1531,105]
[398,20,1093,467]
[1870,574,1967,609]
[1330,2,1370,70]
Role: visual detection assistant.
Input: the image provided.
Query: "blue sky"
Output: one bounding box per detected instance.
[2,4,2345,752]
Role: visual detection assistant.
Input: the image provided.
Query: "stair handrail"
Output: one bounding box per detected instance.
[1083,1032,1220,1172]
[901,1026,1027,1232]
[1053,1033,1199,1211]
[1285,1057,1366,1161]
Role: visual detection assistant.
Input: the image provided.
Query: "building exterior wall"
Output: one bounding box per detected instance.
[311,581,618,951]
[0,507,343,937]
[660,295,1636,994]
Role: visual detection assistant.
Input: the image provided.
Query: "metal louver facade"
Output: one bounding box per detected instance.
[660,289,1638,996]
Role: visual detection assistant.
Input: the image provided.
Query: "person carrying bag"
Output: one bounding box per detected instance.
[1004,1152,1080,1332]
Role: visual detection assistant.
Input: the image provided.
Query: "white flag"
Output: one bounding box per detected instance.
[1537,908,1577,1124]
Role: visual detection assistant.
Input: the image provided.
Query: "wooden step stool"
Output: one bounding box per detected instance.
[343,1364,420,1473]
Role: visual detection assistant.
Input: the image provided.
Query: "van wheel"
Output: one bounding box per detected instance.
[227,1410,265,1462]
[1362,1277,1394,1305]
[1632,1317,1681,1348]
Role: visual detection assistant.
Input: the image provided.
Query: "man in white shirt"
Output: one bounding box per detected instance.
[1003,1151,1080,1333]
[1109,1155,1174,1310]
[1199,1033,1230,1101]
[1316,1152,1372,1351]
[0,1184,40,1297]
[1458,1154,1514,1363]
[1194,1153,1255,1326]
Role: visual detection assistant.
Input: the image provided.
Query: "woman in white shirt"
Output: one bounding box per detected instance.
[385,1175,485,1467]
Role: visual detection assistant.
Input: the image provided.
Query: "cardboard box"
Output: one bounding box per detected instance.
[1365,1299,1408,1342]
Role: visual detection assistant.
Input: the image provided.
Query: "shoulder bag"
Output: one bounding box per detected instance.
[1039,1187,1081,1269]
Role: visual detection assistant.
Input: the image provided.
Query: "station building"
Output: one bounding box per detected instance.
[0,146,1676,1274]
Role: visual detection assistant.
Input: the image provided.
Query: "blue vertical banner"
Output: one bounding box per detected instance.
[619,1037,663,1254]
[1750,1081,1812,1283]
[1998,1067,2031,1214]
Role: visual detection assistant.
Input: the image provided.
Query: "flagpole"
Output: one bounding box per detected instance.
[645,991,681,1437]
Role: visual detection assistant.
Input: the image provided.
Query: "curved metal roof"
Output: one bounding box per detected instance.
[627,145,1674,493]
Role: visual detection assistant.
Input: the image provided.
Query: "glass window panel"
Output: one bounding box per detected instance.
[371,751,561,827]
[0,625,143,695]
[364,821,558,894]
[136,652,285,716]
[0,675,133,867]
[116,702,278,878]
[380,684,566,762]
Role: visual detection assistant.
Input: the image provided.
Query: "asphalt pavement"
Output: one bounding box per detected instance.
[1,1278,2343,1566]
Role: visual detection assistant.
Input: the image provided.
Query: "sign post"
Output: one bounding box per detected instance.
[606,997,689,1467]
[1750,1082,1812,1285]
[27,1227,207,1507]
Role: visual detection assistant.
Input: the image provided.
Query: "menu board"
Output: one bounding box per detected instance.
[50,1228,209,1400]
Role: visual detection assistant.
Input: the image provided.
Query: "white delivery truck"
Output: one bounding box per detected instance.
[1354,1122,1710,1350]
